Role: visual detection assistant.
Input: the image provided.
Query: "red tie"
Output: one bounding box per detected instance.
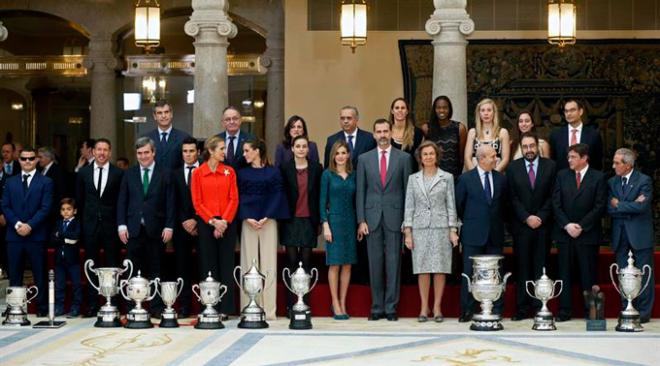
[570,129,578,146]
[576,171,581,189]
[380,150,387,188]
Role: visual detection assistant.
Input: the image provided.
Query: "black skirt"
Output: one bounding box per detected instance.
[280,217,317,248]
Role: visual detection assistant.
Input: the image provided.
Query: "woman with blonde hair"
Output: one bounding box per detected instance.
[464,98,510,172]
[389,97,424,156]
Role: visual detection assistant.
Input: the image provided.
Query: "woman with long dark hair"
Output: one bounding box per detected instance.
[274,115,320,167]
[511,110,550,159]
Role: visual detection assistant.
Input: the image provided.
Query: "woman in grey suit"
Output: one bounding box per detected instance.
[403,141,459,323]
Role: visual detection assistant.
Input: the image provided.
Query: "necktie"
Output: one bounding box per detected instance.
[484,171,492,204]
[576,171,581,190]
[97,167,103,197]
[186,166,194,186]
[347,135,355,153]
[622,176,628,192]
[227,136,236,162]
[142,168,150,196]
[380,150,387,188]
[6,163,12,175]
[62,220,69,232]
[22,174,29,191]
[160,132,168,144]
[570,129,578,146]
[528,163,536,189]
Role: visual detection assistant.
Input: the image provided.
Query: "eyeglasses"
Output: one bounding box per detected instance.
[19,156,36,161]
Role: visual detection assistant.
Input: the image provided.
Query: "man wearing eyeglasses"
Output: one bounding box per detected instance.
[1,146,53,317]
[549,99,603,171]
[217,106,254,169]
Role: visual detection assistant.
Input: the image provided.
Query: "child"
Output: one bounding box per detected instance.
[52,198,82,317]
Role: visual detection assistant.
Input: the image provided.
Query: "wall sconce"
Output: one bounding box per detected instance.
[253,100,265,109]
[340,0,367,53]
[11,102,24,111]
[548,0,576,47]
[142,76,166,103]
[68,117,83,125]
[135,0,160,51]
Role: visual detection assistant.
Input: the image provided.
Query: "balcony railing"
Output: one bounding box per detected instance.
[0,55,87,77]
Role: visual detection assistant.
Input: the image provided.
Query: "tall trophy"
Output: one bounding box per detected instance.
[84,259,133,327]
[192,272,227,329]
[3,285,38,326]
[234,259,269,329]
[462,255,511,331]
[526,267,562,331]
[33,270,66,328]
[282,262,319,330]
[610,251,652,332]
[120,270,157,329]
[155,278,184,328]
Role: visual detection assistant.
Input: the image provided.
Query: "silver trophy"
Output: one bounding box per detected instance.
[155,278,184,328]
[234,259,269,329]
[84,259,133,327]
[282,262,319,330]
[462,255,511,331]
[526,267,563,331]
[3,285,38,326]
[120,270,157,329]
[33,270,66,329]
[192,272,227,329]
[610,251,652,332]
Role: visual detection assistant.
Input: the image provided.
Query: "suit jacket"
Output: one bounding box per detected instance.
[1,172,53,242]
[217,130,255,170]
[3,160,20,176]
[403,169,457,229]
[280,159,323,228]
[173,165,197,224]
[117,164,175,238]
[356,147,413,231]
[76,163,124,239]
[0,171,7,214]
[44,163,68,219]
[550,124,603,171]
[324,128,377,168]
[552,167,607,245]
[145,127,191,171]
[455,168,508,247]
[607,170,654,251]
[52,217,81,264]
[506,158,556,237]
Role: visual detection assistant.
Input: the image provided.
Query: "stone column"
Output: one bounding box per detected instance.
[425,0,474,124]
[185,0,237,138]
[84,35,119,148]
[261,0,284,160]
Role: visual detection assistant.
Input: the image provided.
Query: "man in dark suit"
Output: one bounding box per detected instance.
[506,132,557,321]
[171,137,199,318]
[553,143,607,321]
[2,142,20,176]
[550,99,603,171]
[38,146,68,234]
[455,144,508,322]
[608,148,655,323]
[74,139,96,173]
[144,100,190,171]
[217,106,255,169]
[356,119,413,321]
[117,137,175,317]
[0,165,8,278]
[76,138,124,317]
[1,146,53,316]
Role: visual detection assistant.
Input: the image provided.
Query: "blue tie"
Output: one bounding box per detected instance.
[622,177,628,193]
[484,171,492,204]
[347,135,354,153]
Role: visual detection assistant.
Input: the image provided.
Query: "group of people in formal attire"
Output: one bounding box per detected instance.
[0,96,654,324]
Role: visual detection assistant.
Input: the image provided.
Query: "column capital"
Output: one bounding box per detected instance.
[84,35,120,72]
[0,21,8,42]
[185,0,237,39]
[425,0,474,37]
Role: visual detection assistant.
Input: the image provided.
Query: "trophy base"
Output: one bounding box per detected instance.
[33,320,66,329]
[195,315,225,329]
[532,313,556,331]
[2,314,30,326]
[238,317,269,329]
[616,313,643,332]
[470,314,503,331]
[94,308,122,328]
[125,311,153,329]
[159,313,180,328]
[125,320,154,329]
[289,309,312,330]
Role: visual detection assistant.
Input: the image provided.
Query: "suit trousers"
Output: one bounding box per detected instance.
[614,227,655,319]
[365,222,402,315]
[171,227,196,313]
[55,250,82,313]
[7,240,47,313]
[512,227,549,314]
[83,222,119,310]
[126,226,165,313]
[557,240,598,316]
[197,219,238,315]
[240,219,277,320]
[461,242,504,314]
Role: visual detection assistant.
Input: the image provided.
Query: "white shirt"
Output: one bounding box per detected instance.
[476,166,494,198]
[183,162,199,185]
[157,125,173,142]
[42,161,54,176]
[344,131,357,148]
[141,162,156,183]
[378,146,392,175]
[94,161,110,195]
[575,164,589,183]
[568,123,583,146]
[20,169,36,188]
[226,130,241,156]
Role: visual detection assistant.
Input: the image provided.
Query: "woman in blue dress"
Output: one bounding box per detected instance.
[319,140,356,320]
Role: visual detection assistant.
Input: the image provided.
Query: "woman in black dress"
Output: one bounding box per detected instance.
[425,95,467,179]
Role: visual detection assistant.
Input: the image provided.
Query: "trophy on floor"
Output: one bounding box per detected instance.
[3,285,38,326]
[235,259,269,329]
[462,255,511,331]
[192,272,227,329]
[33,270,66,328]
[610,251,652,332]
[120,270,157,329]
[155,278,184,328]
[282,262,318,330]
[526,267,562,331]
[84,259,133,328]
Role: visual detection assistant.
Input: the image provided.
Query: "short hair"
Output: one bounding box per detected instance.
[94,138,112,149]
[430,95,454,121]
[615,148,636,166]
[564,99,584,111]
[340,105,359,120]
[81,138,96,149]
[37,146,56,161]
[60,197,76,209]
[283,115,309,148]
[152,99,173,114]
[182,137,198,148]
[328,140,353,174]
[204,135,224,153]
[2,142,15,151]
[372,118,391,131]
[20,146,36,155]
[243,138,270,166]
[222,105,241,115]
[475,144,495,160]
[568,143,589,158]
[414,141,442,168]
[135,136,156,152]
[520,131,539,145]
[117,157,129,165]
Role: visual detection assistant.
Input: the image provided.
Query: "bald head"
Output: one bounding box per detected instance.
[476,145,497,172]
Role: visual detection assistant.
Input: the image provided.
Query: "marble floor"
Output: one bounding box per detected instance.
[0,316,658,366]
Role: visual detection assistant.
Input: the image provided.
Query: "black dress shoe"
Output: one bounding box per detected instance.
[368,313,384,321]
[83,309,98,318]
[150,312,162,319]
[36,311,48,318]
[386,313,398,321]
[511,312,529,321]
[555,313,571,322]
[458,311,473,323]
[177,308,190,319]
[640,316,650,324]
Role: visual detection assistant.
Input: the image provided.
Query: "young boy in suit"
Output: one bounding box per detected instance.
[52,198,82,317]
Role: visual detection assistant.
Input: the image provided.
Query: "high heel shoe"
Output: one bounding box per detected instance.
[331,305,349,320]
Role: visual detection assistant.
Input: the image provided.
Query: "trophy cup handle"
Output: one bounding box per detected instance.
[146,278,159,302]
[609,263,622,296]
[176,278,184,299]
[191,284,201,301]
[84,259,100,292]
[640,264,653,296]
[461,273,472,292]
[233,266,245,293]
[25,285,39,304]
[120,259,134,280]
[218,284,228,302]
[309,268,319,293]
[502,272,512,292]
[119,279,130,301]
[281,268,295,294]
[525,280,537,300]
[551,280,563,300]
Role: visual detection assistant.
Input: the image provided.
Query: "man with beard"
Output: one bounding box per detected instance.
[506,132,557,320]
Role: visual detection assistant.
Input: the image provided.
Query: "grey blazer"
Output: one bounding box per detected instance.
[403,169,458,229]
[356,147,413,231]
